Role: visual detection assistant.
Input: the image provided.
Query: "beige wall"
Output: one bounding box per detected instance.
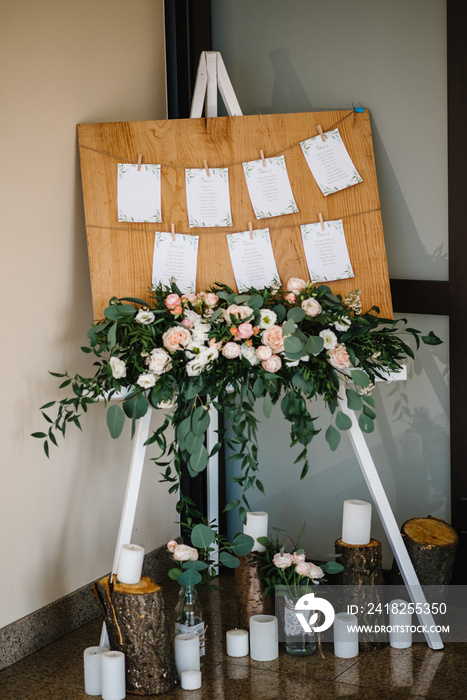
[0,0,178,629]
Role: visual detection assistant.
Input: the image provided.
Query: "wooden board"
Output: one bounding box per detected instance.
[78,110,393,320]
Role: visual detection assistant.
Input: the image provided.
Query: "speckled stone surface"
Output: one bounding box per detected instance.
[1,573,466,698]
[0,543,174,671]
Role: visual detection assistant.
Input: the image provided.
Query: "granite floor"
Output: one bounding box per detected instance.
[1,575,465,700]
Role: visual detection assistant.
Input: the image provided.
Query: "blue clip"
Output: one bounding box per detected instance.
[354,107,365,113]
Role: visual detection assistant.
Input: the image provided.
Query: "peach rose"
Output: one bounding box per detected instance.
[222,341,241,359]
[292,552,306,563]
[237,322,254,339]
[261,355,282,373]
[286,277,307,294]
[224,304,254,322]
[327,344,351,369]
[284,293,296,304]
[200,291,219,307]
[172,544,199,562]
[272,552,293,569]
[165,293,182,310]
[181,318,194,328]
[295,561,312,576]
[261,324,285,354]
[301,297,322,317]
[167,539,178,553]
[162,326,192,353]
[308,563,325,579]
[255,345,273,361]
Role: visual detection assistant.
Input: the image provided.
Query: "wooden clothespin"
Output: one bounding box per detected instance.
[248,222,254,240]
[203,159,210,177]
[137,154,143,171]
[318,213,325,231]
[260,149,267,167]
[316,125,325,142]
[170,224,176,242]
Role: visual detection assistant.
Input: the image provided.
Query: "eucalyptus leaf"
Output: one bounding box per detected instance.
[287,306,305,323]
[188,444,209,474]
[191,523,216,549]
[231,534,254,556]
[219,551,240,568]
[325,424,341,451]
[284,336,303,356]
[306,336,324,356]
[177,568,203,587]
[335,411,352,431]
[350,369,371,387]
[345,388,363,411]
[191,406,210,436]
[106,404,125,439]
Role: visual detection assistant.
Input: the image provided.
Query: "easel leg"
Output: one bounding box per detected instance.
[337,393,443,650]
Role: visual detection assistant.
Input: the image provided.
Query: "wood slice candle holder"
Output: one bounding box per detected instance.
[234,554,274,629]
[92,575,177,696]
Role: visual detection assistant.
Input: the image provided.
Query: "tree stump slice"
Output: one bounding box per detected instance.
[392,516,459,585]
[92,575,177,696]
[335,538,384,586]
[234,554,274,629]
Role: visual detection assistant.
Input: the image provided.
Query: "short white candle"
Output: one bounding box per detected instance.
[116,543,145,584]
[175,633,200,678]
[243,511,268,552]
[101,650,126,700]
[226,628,249,657]
[341,500,372,545]
[83,645,109,695]
[333,612,359,658]
[249,615,278,661]
[389,599,413,649]
[181,669,202,690]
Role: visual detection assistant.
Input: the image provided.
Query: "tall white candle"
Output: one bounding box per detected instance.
[181,669,202,690]
[116,543,145,584]
[333,612,359,658]
[174,633,200,678]
[243,511,268,552]
[101,650,126,700]
[341,499,372,545]
[226,628,249,657]
[83,645,109,695]
[249,615,278,661]
[389,599,413,649]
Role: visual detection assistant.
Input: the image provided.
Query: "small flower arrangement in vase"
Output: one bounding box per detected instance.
[256,525,343,657]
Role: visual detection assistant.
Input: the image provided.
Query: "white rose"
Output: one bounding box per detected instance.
[136,373,157,388]
[241,344,260,365]
[172,544,199,562]
[319,329,338,350]
[147,348,172,375]
[109,356,126,379]
[308,563,325,579]
[222,342,242,359]
[301,297,322,317]
[272,552,293,569]
[135,309,155,325]
[286,277,307,295]
[258,308,277,329]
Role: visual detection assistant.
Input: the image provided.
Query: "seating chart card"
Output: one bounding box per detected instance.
[117,163,162,223]
[152,231,199,294]
[242,155,299,220]
[185,167,233,228]
[300,129,363,196]
[300,219,354,283]
[227,228,281,292]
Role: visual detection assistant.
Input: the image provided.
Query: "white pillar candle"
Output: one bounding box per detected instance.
[226,628,249,657]
[249,615,278,661]
[101,650,126,700]
[181,669,202,690]
[116,543,145,584]
[341,499,372,545]
[333,612,359,658]
[243,511,268,552]
[389,599,413,649]
[83,645,109,695]
[175,633,200,678]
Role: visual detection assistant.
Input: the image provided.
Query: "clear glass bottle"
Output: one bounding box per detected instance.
[174,585,205,656]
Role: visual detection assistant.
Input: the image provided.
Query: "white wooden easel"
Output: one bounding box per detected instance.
[100,52,443,650]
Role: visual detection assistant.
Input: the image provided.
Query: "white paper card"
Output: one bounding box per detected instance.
[152,231,199,294]
[185,167,233,228]
[118,163,162,222]
[300,129,363,196]
[301,219,354,283]
[242,155,299,219]
[227,228,281,292]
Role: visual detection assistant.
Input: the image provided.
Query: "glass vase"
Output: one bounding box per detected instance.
[174,585,205,656]
[283,597,317,657]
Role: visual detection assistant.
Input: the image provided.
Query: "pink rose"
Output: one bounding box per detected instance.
[295,561,312,576]
[181,318,194,328]
[301,297,322,317]
[222,341,241,359]
[172,544,199,562]
[327,344,351,369]
[162,326,192,353]
[272,552,293,569]
[202,292,219,307]
[308,563,325,579]
[286,277,307,294]
[182,293,198,305]
[284,293,296,304]
[224,304,254,322]
[261,325,285,354]
[167,539,178,553]
[261,355,282,373]
[237,322,254,339]
[256,345,273,361]
[292,552,306,563]
[165,293,182,310]
[209,337,222,350]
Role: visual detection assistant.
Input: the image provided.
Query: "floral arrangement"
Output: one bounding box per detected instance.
[33,278,441,525]
[255,524,344,599]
